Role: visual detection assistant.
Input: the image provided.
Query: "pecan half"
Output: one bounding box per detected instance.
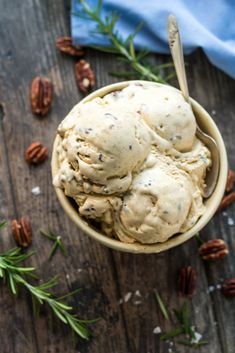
[25,142,48,164]
[218,192,235,211]
[56,36,85,57]
[75,60,95,94]
[222,278,235,297]
[30,76,53,116]
[226,170,235,192]
[198,239,228,260]
[11,217,32,248]
[178,266,197,297]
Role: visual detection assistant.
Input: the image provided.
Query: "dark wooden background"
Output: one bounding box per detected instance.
[0,1,235,352]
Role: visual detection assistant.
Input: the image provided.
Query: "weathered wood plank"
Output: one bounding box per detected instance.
[187,50,235,353]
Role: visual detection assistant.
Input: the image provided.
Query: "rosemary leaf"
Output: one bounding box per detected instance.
[91,45,120,54]
[66,316,91,340]
[0,220,7,229]
[154,292,170,321]
[0,267,4,278]
[49,242,59,260]
[52,306,69,324]
[176,339,208,348]
[136,49,149,61]
[164,72,177,81]
[160,327,184,340]
[173,308,183,325]
[40,229,56,241]
[195,232,204,245]
[193,340,209,348]
[58,288,82,301]
[9,273,18,295]
[181,300,190,335]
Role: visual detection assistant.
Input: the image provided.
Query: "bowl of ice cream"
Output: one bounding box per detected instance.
[51,80,227,253]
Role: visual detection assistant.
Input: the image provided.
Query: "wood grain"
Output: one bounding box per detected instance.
[0,1,235,353]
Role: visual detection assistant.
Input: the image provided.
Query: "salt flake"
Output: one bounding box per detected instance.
[31,186,41,195]
[228,217,234,226]
[135,290,141,297]
[207,285,215,293]
[124,292,132,302]
[153,326,162,334]
[191,331,202,344]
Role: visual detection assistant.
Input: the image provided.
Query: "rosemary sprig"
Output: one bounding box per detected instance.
[0,225,98,339]
[154,296,208,349]
[74,0,174,83]
[40,229,67,260]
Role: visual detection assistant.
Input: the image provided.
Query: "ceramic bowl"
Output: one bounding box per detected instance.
[51,81,228,253]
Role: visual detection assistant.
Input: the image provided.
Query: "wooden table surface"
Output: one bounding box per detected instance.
[0,1,235,353]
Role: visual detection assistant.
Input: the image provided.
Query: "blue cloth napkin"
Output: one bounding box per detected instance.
[72,0,235,79]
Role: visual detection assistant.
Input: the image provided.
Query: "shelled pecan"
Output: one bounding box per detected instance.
[30,76,53,116]
[198,239,228,260]
[222,278,235,297]
[25,142,48,165]
[11,217,32,248]
[56,36,85,57]
[226,169,235,192]
[178,266,197,297]
[218,192,235,211]
[75,60,95,94]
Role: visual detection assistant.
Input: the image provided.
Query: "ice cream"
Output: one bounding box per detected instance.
[54,82,211,244]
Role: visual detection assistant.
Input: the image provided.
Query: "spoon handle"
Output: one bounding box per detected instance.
[167,15,190,102]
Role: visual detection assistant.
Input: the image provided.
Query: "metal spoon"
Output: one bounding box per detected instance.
[167,14,220,198]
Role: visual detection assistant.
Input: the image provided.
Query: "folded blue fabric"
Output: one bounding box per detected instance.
[72,0,235,79]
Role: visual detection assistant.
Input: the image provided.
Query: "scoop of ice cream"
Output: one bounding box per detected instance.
[105,83,196,152]
[114,158,204,244]
[171,138,211,192]
[55,98,153,194]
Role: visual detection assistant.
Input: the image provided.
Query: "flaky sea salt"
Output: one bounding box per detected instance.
[135,290,141,297]
[191,330,202,344]
[211,110,217,116]
[207,285,215,293]
[124,292,132,302]
[31,186,41,195]
[133,300,142,306]
[153,326,161,334]
[228,217,234,226]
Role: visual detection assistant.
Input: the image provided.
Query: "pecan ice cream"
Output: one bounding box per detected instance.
[53,82,211,244]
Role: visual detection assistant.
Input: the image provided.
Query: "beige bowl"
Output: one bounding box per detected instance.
[51,80,228,254]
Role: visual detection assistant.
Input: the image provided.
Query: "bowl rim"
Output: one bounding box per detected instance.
[51,80,228,254]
